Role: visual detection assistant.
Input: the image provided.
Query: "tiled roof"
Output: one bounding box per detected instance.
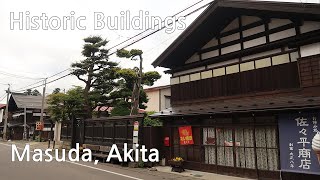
[10,94,47,109]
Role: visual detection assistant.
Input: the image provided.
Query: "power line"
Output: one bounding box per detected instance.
[13,79,44,92]
[13,68,71,92]
[12,73,71,93]
[0,70,44,80]
[47,68,70,79]
[108,1,213,56]
[0,93,7,101]
[0,83,10,86]
[107,0,207,51]
[47,73,71,84]
[9,1,212,92]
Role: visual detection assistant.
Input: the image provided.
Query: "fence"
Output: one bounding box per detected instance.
[61,115,163,156]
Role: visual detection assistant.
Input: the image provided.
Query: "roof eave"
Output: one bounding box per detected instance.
[151,0,320,68]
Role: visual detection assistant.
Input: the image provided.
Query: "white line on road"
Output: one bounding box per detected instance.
[0,142,143,180]
[64,161,144,180]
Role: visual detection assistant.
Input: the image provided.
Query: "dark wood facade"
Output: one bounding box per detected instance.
[151,0,320,179]
[162,113,280,179]
[299,54,320,88]
[171,61,301,105]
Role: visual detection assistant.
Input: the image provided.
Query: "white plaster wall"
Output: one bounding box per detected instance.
[243,25,265,37]
[201,70,213,79]
[269,18,291,29]
[145,90,160,112]
[180,75,190,83]
[160,87,171,110]
[185,53,200,64]
[202,38,218,49]
[300,42,320,57]
[202,50,219,60]
[269,28,296,42]
[300,21,320,34]
[207,58,239,69]
[190,72,201,81]
[241,16,260,26]
[173,66,205,76]
[242,49,281,61]
[221,33,240,44]
[170,77,179,85]
[222,18,239,33]
[244,37,266,49]
[221,44,241,54]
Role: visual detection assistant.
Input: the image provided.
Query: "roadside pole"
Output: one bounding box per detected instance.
[23,106,27,140]
[3,84,10,141]
[130,54,143,167]
[39,78,47,142]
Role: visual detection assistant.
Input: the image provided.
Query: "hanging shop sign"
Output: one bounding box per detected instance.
[179,126,194,145]
[278,112,320,175]
[164,137,170,147]
[35,121,44,131]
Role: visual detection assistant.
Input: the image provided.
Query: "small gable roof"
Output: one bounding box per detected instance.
[152,0,320,68]
[9,94,47,110]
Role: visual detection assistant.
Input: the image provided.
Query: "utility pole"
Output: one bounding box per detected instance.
[23,106,27,140]
[39,78,47,141]
[3,84,10,141]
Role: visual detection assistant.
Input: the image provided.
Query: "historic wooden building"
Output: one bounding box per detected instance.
[7,93,52,140]
[152,0,320,179]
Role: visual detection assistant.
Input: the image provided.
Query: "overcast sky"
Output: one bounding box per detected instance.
[0,0,319,103]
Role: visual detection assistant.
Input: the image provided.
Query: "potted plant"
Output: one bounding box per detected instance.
[168,157,185,173]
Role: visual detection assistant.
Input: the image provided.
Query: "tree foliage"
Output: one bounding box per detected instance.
[68,36,162,118]
[114,49,161,114]
[47,86,85,122]
[71,36,118,118]
[110,101,131,117]
[24,89,41,96]
[52,88,61,94]
[144,111,162,127]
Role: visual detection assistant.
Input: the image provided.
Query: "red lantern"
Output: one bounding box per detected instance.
[164,137,170,147]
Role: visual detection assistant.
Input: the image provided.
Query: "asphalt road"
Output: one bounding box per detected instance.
[0,142,196,180]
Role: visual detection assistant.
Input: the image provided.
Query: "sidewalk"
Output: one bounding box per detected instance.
[155,166,251,180]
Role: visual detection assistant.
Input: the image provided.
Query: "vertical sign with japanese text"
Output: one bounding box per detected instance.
[179,126,194,145]
[279,112,320,175]
[133,121,139,150]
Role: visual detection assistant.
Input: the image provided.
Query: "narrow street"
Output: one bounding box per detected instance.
[0,142,198,180]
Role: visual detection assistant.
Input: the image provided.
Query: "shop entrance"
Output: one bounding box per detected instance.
[165,114,281,179]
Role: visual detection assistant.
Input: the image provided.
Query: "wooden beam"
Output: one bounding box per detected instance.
[171,29,320,73]
[200,23,296,54]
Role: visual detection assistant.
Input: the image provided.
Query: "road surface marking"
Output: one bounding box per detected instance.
[0,142,143,180]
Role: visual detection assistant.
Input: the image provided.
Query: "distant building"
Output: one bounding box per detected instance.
[7,93,52,140]
[144,85,171,112]
[0,104,5,122]
[0,104,6,134]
